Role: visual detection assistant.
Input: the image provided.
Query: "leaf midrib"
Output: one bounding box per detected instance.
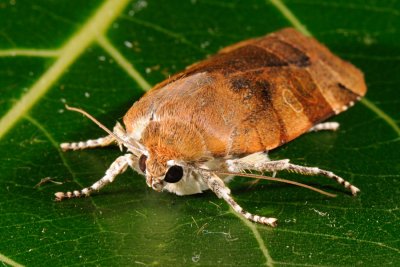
[0,0,133,140]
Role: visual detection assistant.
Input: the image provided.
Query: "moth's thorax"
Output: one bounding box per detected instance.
[123,72,232,158]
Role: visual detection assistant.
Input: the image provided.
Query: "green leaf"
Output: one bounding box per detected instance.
[0,0,399,266]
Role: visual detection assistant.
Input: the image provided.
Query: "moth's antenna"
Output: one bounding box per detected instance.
[64,105,141,153]
[214,170,337,198]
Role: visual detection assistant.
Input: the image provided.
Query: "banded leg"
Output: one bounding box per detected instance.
[60,122,125,151]
[55,153,135,201]
[199,170,278,227]
[308,122,339,132]
[227,152,360,196]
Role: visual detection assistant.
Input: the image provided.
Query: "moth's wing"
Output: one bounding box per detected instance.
[186,28,367,155]
[124,28,366,157]
[271,28,367,110]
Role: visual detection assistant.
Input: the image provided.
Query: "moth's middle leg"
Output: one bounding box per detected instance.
[199,170,278,227]
[55,153,136,201]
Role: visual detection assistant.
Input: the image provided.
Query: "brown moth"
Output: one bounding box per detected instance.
[56,28,367,227]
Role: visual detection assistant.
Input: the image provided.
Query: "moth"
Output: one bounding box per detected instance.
[56,28,367,227]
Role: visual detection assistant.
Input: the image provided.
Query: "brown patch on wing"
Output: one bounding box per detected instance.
[185,45,289,76]
[257,36,311,67]
[227,68,316,149]
[227,77,283,154]
[275,28,366,112]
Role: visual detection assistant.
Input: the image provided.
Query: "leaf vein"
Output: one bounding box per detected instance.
[120,15,206,53]
[0,49,60,57]
[97,35,152,91]
[284,0,400,16]
[24,115,105,233]
[276,229,400,253]
[229,207,275,267]
[0,252,24,267]
[0,0,131,140]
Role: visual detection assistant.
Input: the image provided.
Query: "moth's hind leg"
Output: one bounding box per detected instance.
[61,122,125,151]
[55,153,135,201]
[308,122,339,132]
[227,152,360,196]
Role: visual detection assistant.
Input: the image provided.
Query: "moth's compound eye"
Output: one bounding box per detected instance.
[164,165,183,183]
[139,154,147,173]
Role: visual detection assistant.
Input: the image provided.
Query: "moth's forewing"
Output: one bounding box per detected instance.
[123,28,367,157]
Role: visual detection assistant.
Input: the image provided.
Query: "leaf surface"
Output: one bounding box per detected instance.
[0,0,399,266]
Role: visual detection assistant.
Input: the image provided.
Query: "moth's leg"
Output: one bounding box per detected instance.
[227,152,360,196]
[199,170,278,227]
[55,153,135,201]
[308,122,339,132]
[60,122,125,151]
[60,135,115,151]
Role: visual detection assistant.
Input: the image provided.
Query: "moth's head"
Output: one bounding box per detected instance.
[131,119,209,192]
[137,153,187,191]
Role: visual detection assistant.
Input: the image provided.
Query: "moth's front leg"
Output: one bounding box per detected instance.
[226,152,360,196]
[55,153,136,201]
[60,122,125,151]
[199,170,278,227]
